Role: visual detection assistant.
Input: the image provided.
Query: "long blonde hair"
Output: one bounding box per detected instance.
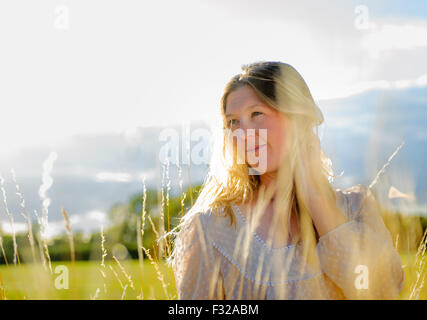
[167,61,338,269]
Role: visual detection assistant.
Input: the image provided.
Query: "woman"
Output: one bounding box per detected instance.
[166,61,404,299]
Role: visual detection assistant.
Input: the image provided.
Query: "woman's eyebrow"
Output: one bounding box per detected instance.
[225,103,263,118]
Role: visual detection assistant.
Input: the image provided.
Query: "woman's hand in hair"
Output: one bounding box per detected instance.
[297,134,348,237]
[297,134,323,203]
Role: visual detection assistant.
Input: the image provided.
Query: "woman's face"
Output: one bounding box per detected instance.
[225,85,291,174]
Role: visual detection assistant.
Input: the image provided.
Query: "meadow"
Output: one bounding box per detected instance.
[0,252,425,300]
[0,260,177,300]
[0,147,425,300]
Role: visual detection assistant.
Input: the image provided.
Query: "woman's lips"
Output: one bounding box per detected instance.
[247,144,266,152]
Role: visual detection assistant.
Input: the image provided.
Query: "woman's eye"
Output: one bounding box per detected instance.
[229,119,238,126]
[252,111,263,117]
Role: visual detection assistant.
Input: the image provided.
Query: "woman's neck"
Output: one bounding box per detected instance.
[259,170,278,201]
[243,174,297,244]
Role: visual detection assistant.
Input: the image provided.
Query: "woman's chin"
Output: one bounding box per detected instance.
[247,163,273,175]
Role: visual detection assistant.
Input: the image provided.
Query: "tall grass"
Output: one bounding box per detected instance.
[0,143,425,300]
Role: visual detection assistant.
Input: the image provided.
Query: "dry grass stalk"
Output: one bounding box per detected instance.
[176,146,186,218]
[136,288,144,300]
[34,209,53,274]
[108,264,129,300]
[11,169,37,264]
[368,141,405,190]
[121,284,128,300]
[0,174,21,266]
[99,225,108,294]
[61,207,78,299]
[37,152,57,274]
[136,177,148,299]
[0,274,6,300]
[0,234,9,266]
[409,228,427,299]
[183,125,194,207]
[112,255,135,290]
[136,216,144,299]
[165,158,172,255]
[0,233,19,299]
[147,215,160,240]
[61,208,75,263]
[11,169,48,298]
[141,176,148,239]
[0,174,29,298]
[90,288,100,300]
[109,264,124,288]
[159,161,168,259]
[142,246,169,299]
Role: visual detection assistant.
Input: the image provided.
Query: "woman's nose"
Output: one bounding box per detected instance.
[240,123,259,144]
[240,119,256,133]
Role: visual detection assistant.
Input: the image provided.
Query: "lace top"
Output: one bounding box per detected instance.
[171,184,405,299]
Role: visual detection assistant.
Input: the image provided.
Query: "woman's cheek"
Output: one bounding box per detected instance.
[270,134,285,170]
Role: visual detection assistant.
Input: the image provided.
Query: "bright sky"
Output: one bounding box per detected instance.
[0,0,426,154]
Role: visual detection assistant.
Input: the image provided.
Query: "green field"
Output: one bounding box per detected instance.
[0,260,177,300]
[399,252,426,300]
[0,253,424,300]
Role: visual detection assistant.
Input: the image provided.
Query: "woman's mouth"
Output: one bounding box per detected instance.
[247,144,266,152]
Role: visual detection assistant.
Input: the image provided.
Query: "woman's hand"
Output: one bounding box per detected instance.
[297,134,324,207]
[297,134,347,237]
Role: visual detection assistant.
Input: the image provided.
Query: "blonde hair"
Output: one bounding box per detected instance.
[167,61,339,271]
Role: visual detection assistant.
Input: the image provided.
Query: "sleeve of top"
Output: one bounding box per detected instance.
[316,185,405,299]
[172,212,224,300]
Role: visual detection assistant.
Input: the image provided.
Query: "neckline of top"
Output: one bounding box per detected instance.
[231,189,343,252]
[231,204,297,251]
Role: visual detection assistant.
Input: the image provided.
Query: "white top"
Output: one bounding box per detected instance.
[171,184,405,299]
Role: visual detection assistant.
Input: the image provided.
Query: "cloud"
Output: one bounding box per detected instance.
[1,209,110,240]
[361,22,427,58]
[0,221,28,234]
[95,172,133,183]
[1,0,426,154]
[317,73,427,100]
[94,171,156,183]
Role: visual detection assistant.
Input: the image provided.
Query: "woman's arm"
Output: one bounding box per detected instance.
[315,185,405,299]
[297,136,404,299]
[297,135,349,237]
[172,212,225,300]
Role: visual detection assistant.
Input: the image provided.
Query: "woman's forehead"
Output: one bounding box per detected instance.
[226,87,267,114]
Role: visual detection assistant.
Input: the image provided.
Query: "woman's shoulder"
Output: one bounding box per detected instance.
[334,183,368,201]
[334,184,375,220]
[178,205,230,237]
